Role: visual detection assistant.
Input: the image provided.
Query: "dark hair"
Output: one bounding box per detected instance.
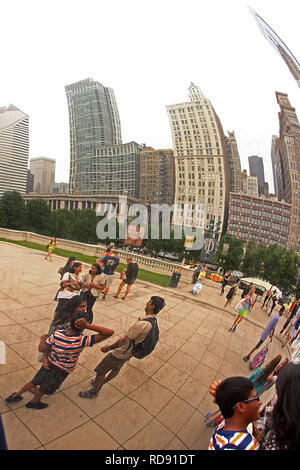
[252,355,281,389]
[69,262,82,273]
[69,296,89,330]
[89,263,102,275]
[216,377,254,419]
[60,256,76,279]
[52,295,85,328]
[150,296,165,314]
[262,363,300,449]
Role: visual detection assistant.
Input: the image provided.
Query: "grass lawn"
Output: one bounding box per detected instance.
[0,237,172,287]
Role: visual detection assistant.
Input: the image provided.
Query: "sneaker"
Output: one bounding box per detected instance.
[243,356,250,362]
[232,326,236,332]
[228,328,232,332]
[79,389,99,399]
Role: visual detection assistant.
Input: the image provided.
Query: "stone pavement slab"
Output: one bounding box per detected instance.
[0,241,289,450]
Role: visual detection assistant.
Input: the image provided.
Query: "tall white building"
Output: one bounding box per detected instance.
[0,105,29,197]
[166,83,230,234]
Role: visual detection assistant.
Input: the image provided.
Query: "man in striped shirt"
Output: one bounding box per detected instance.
[208,377,261,450]
[5,300,114,410]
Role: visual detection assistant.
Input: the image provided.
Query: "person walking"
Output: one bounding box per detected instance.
[224,281,240,308]
[81,264,105,323]
[220,271,231,295]
[268,290,282,316]
[78,296,165,399]
[229,287,256,332]
[241,283,253,299]
[44,237,57,262]
[243,306,285,362]
[113,258,139,300]
[281,307,300,348]
[280,299,300,335]
[261,287,273,308]
[101,250,120,300]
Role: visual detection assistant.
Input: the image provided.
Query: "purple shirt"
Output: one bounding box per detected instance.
[261,312,280,341]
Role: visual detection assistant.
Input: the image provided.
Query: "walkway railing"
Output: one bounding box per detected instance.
[0,227,193,283]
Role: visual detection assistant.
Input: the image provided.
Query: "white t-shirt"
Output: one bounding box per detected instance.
[57,272,83,299]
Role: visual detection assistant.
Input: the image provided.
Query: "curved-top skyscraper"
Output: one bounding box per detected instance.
[65,78,122,194]
[249,6,300,88]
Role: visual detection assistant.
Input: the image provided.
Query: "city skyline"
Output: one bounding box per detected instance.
[1,0,300,190]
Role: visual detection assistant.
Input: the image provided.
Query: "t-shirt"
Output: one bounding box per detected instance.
[209,421,259,450]
[45,330,95,373]
[102,255,120,275]
[261,312,280,341]
[82,273,105,297]
[57,272,83,299]
[125,262,139,284]
[111,315,156,360]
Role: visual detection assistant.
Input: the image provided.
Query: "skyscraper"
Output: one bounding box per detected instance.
[139,146,175,206]
[29,157,56,193]
[0,104,29,197]
[225,131,242,193]
[248,155,265,196]
[275,92,300,252]
[166,83,230,234]
[249,7,300,88]
[65,78,122,194]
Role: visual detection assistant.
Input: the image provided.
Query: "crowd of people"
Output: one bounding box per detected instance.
[3,246,300,450]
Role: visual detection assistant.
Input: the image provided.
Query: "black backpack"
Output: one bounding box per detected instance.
[132,317,159,359]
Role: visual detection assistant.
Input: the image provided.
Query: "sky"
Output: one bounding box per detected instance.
[1,0,300,192]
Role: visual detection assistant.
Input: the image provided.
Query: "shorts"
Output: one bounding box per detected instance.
[254,339,264,350]
[94,352,129,376]
[31,363,69,395]
[123,278,135,286]
[103,274,114,288]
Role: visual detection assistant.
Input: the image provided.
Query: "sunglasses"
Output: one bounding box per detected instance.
[233,395,260,410]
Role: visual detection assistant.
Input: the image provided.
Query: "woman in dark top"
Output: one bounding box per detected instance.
[113,258,139,300]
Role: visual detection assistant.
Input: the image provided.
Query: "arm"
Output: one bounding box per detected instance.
[74,318,114,344]
[101,335,129,352]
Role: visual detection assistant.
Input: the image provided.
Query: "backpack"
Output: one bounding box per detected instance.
[132,317,159,359]
[249,344,269,370]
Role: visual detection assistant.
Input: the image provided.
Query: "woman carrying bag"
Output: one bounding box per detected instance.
[229,286,256,332]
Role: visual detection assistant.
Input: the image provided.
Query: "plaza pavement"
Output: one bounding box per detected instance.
[0,242,289,450]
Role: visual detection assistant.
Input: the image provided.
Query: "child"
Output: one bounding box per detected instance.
[208,377,261,450]
[5,303,114,410]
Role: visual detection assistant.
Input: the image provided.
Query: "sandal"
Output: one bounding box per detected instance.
[79,389,99,399]
[26,401,48,409]
[5,393,23,403]
[113,295,118,299]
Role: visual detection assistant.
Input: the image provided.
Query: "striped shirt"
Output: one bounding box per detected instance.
[209,421,259,450]
[45,330,95,373]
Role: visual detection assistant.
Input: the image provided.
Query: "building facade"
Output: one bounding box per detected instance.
[271,135,279,197]
[65,78,122,194]
[139,146,175,206]
[225,131,242,193]
[166,83,230,234]
[248,155,265,196]
[241,170,259,197]
[0,105,29,197]
[275,92,300,252]
[227,192,291,248]
[29,157,56,194]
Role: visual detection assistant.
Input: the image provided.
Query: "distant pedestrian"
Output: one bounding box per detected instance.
[280,299,300,334]
[261,287,273,308]
[96,247,112,270]
[45,237,56,262]
[220,271,231,295]
[268,290,282,316]
[78,296,165,399]
[224,281,240,308]
[58,256,76,280]
[113,258,139,301]
[192,264,203,283]
[229,287,256,332]
[281,307,300,348]
[101,250,120,300]
[243,306,285,362]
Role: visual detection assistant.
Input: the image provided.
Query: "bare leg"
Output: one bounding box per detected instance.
[122,284,131,300]
[114,281,125,298]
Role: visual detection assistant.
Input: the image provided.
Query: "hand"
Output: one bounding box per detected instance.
[101,345,110,353]
[43,357,51,370]
[209,380,221,403]
[75,317,88,329]
[40,334,48,340]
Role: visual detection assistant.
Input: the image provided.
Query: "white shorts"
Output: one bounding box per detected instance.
[103,274,114,288]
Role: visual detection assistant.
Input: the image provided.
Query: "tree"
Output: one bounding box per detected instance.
[242,242,265,277]
[213,235,243,271]
[26,199,52,235]
[0,191,27,230]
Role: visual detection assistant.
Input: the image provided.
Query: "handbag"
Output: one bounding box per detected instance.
[191,280,202,295]
[235,300,244,313]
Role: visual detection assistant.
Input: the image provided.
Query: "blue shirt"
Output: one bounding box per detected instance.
[102,255,119,275]
[261,312,280,341]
